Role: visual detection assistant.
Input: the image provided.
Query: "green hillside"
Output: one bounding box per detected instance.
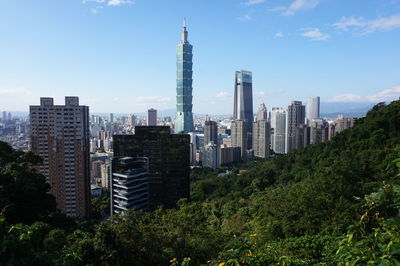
[1,100,400,265]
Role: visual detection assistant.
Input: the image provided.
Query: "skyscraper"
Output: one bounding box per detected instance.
[253,103,270,158]
[2,111,7,122]
[306,96,320,123]
[113,126,190,210]
[30,97,90,217]
[204,120,218,146]
[233,70,253,148]
[286,101,305,153]
[174,19,194,133]
[147,108,157,126]
[109,113,114,123]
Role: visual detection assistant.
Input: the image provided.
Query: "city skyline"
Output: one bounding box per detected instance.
[0,0,399,114]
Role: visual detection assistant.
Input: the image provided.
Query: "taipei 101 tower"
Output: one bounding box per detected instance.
[174,19,194,133]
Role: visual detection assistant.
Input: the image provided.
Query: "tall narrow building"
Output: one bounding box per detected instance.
[30,97,90,217]
[253,103,270,158]
[286,101,305,153]
[272,108,286,154]
[147,108,157,126]
[231,120,247,161]
[175,19,194,133]
[204,120,218,146]
[306,96,320,123]
[233,70,253,148]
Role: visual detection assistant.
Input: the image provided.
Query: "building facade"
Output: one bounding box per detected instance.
[204,120,218,146]
[30,97,90,217]
[113,126,190,210]
[174,20,194,133]
[306,96,320,123]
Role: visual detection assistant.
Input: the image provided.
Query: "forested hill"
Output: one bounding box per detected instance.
[0,100,399,265]
[191,101,400,237]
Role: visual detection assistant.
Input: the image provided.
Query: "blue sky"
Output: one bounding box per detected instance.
[0,0,399,114]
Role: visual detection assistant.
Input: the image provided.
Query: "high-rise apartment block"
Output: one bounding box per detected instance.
[335,116,355,134]
[175,20,194,133]
[202,143,220,169]
[30,97,90,217]
[147,108,157,126]
[286,101,305,153]
[231,120,247,161]
[233,70,253,149]
[271,108,286,154]
[253,103,270,158]
[113,126,190,210]
[127,114,136,126]
[306,96,320,123]
[204,120,218,145]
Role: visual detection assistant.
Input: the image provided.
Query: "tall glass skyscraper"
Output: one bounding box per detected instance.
[233,70,253,148]
[174,19,194,133]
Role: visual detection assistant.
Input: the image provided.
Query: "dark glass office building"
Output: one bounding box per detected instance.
[113,126,190,210]
[233,70,253,149]
[175,20,194,133]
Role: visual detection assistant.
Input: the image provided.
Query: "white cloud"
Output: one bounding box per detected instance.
[237,14,252,22]
[242,0,265,6]
[107,0,134,6]
[254,91,266,97]
[274,32,284,38]
[333,15,400,34]
[283,0,319,16]
[328,86,400,103]
[216,92,232,99]
[268,6,286,12]
[301,28,329,41]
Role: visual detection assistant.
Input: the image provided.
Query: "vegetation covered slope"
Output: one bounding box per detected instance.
[0,100,399,265]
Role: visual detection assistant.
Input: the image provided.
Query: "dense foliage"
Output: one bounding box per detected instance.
[0,100,399,265]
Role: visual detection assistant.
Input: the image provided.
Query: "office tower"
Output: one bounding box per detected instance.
[272,109,286,154]
[7,112,12,121]
[2,111,6,122]
[109,113,114,123]
[306,96,320,123]
[253,103,270,158]
[202,143,220,169]
[286,101,306,153]
[174,19,194,133]
[204,120,218,145]
[127,114,136,126]
[233,70,253,148]
[30,97,90,217]
[113,126,190,210]
[147,108,157,126]
[231,120,247,161]
[111,157,149,214]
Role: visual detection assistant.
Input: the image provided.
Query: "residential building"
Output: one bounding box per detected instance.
[306,96,320,123]
[204,120,218,145]
[30,97,90,217]
[253,103,270,158]
[286,101,305,153]
[231,120,247,161]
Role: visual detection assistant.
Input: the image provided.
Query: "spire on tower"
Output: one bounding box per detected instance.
[181,17,188,43]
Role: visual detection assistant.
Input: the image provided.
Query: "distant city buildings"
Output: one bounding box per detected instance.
[30,97,90,218]
[231,119,247,161]
[147,108,157,126]
[174,20,194,133]
[113,126,190,211]
[271,108,286,154]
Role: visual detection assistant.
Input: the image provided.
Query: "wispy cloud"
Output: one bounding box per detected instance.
[107,0,134,6]
[91,6,103,14]
[282,0,319,16]
[333,15,400,34]
[216,92,232,100]
[274,32,284,38]
[237,14,252,22]
[328,86,400,102]
[82,0,104,3]
[301,28,329,41]
[242,0,265,6]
